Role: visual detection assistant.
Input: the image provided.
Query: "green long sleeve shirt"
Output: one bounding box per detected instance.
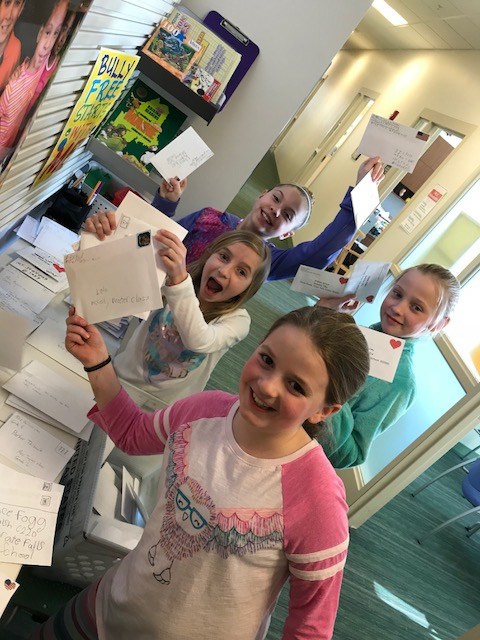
[324,323,417,469]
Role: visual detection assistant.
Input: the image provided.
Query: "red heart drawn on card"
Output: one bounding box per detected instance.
[53,263,65,273]
[390,339,402,349]
[339,277,348,284]
[366,295,374,303]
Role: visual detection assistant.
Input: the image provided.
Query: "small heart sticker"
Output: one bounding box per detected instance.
[366,295,374,303]
[390,339,402,349]
[339,277,348,284]
[53,263,65,273]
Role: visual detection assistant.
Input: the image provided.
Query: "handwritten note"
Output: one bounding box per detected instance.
[0,265,56,314]
[66,233,164,324]
[0,309,29,371]
[291,261,390,303]
[0,462,63,566]
[0,285,42,334]
[0,412,74,480]
[80,192,187,250]
[3,360,94,434]
[350,170,380,229]
[150,127,214,180]
[357,114,429,173]
[359,326,405,382]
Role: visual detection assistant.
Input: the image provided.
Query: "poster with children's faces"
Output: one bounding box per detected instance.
[0,0,88,179]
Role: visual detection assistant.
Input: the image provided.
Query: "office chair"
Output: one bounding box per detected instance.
[412,457,480,544]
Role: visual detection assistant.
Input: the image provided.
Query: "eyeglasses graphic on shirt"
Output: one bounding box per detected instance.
[175,488,209,530]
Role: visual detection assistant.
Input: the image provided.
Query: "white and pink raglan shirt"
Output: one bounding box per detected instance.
[90,389,349,640]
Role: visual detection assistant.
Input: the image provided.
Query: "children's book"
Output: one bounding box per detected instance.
[166,8,242,104]
[142,16,203,81]
[95,79,187,175]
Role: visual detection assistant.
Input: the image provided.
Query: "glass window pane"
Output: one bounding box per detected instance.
[444,269,480,381]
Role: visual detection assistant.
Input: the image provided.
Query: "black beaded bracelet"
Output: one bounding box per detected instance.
[84,355,112,373]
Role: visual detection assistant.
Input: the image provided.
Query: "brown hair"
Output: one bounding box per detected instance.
[265,306,370,438]
[188,229,271,323]
[392,263,460,331]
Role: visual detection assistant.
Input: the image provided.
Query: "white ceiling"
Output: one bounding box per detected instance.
[344,0,480,50]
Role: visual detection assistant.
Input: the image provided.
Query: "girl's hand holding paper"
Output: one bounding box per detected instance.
[155,229,188,285]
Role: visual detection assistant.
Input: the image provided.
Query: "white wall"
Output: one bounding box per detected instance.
[277,49,480,264]
[172,0,372,217]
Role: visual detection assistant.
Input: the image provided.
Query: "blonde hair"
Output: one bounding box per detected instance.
[188,230,271,323]
[265,306,370,439]
[392,263,460,331]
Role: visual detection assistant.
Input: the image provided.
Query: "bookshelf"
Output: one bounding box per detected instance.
[136,52,220,124]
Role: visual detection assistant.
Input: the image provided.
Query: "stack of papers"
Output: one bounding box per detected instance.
[3,360,94,440]
[0,462,64,566]
[0,309,30,372]
[98,316,131,339]
[16,215,79,260]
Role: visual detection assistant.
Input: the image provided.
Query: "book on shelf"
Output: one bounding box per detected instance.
[94,79,187,175]
[143,8,242,105]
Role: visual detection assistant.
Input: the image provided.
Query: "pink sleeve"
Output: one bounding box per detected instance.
[281,448,349,639]
[88,388,237,456]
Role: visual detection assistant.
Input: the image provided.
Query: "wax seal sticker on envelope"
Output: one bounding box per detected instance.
[137,231,151,247]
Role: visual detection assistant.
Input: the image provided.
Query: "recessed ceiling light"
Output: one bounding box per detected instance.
[372,0,408,26]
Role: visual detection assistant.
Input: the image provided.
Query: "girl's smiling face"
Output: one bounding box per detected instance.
[236,324,341,444]
[198,242,261,305]
[380,269,447,338]
[243,185,308,240]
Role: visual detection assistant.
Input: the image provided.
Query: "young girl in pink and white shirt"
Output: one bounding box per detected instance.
[33,305,369,640]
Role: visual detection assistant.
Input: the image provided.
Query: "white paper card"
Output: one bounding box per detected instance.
[3,360,93,434]
[0,309,29,371]
[10,257,68,294]
[33,218,79,261]
[343,261,391,303]
[0,463,63,566]
[0,571,20,617]
[359,326,405,383]
[150,127,214,181]
[80,192,187,250]
[291,266,348,297]
[0,265,56,314]
[357,114,429,173]
[120,466,136,523]
[16,215,39,243]
[27,318,88,380]
[65,233,164,324]
[291,261,390,303]
[350,170,380,229]
[17,246,68,282]
[0,412,74,480]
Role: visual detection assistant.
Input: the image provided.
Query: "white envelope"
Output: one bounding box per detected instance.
[17,246,68,282]
[0,309,29,371]
[350,170,380,229]
[150,126,214,181]
[33,217,79,261]
[80,192,187,250]
[359,326,405,383]
[65,232,165,324]
[357,114,429,173]
[291,261,390,303]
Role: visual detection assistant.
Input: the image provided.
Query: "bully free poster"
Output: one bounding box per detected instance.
[0,0,88,180]
[35,47,138,184]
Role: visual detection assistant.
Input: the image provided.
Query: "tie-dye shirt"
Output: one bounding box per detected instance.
[90,389,349,640]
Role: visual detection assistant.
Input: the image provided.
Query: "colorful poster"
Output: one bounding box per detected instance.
[34,47,138,184]
[95,79,187,174]
[0,0,87,180]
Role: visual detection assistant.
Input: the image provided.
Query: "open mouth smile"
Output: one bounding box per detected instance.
[251,390,274,411]
[205,277,223,294]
